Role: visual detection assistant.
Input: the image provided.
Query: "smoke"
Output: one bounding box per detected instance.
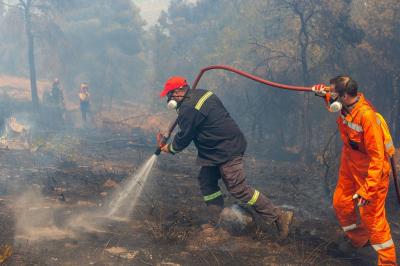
[14,186,72,242]
[13,154,158,243]
[13,188,106,243]
[220,204,253,232]
[13,186,120,243]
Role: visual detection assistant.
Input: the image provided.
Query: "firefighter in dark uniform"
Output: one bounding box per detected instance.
[51,78,64,108]
[159,76,293,238]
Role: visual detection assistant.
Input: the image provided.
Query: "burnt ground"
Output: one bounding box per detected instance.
[0,123,399,265]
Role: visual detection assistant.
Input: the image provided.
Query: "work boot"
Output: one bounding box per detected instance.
[339,238,372,252]
[329,238,373,258]
[327,238,358,258]
[338,238,357,255]
[274,210,294,239]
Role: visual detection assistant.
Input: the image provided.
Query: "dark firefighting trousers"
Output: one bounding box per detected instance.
[198,156,281,223]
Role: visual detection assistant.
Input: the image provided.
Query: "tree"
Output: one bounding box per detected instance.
[0,2,4,16]
[19,0,39,108]
[53,0,147,104]
[150,0,400,160]
[0,0,147,108]
[348,0,400,143]
[0,0,59,108]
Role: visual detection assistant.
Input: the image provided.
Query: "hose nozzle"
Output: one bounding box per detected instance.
[154,147,162,156]
[154,134,168,156]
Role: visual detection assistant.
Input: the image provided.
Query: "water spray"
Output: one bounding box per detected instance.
[107,154,158,217]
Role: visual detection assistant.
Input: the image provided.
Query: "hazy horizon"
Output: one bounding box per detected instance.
[132,0,197,27]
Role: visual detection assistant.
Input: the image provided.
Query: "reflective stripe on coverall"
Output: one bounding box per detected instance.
[333,93,396,265]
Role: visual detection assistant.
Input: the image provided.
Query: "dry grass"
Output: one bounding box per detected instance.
[0,75,51,101]
[93,103,174,136]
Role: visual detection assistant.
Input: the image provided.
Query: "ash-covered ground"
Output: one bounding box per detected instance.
[0,107,399,266]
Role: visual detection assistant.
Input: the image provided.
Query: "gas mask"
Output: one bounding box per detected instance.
[167,99,178,110]
[325,92,343,112]
[166,90,190,110]
[167,91,178,110]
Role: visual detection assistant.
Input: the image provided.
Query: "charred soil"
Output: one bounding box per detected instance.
[0,109,399,265]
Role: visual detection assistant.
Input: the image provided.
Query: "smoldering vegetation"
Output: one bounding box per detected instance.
[0,0,398,265]
[0,0,398,160]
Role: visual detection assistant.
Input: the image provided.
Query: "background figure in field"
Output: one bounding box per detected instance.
[51,78,65,124]
[79,83,90,124]
[50,78,64,109]
[43,78,65,128]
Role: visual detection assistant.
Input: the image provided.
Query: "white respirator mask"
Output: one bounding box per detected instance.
[167,99,178,110]
[166,90,179,110]
[329,101,343,112]
[166,89,189,110]
[327,93,343,112]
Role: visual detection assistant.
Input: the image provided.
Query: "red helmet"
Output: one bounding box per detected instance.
[160,76,188,98]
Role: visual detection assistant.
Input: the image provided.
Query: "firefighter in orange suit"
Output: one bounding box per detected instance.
[313,75,396,265]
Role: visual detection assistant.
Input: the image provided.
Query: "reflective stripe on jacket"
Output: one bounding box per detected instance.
[171,89,247,166]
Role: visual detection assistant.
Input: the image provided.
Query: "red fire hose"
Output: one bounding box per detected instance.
[191,65,312,92]
[154,64,400,205]
[154,65,311,155]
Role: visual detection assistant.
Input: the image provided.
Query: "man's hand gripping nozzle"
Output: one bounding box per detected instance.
[155,133,168,156]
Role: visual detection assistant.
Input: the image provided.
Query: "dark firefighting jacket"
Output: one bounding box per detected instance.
[169,89,247,166]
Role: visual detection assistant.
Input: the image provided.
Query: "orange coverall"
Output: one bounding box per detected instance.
[333,93,396,265]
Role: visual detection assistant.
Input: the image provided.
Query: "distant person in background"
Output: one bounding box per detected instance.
[51,78,65,124]
[51,78,64,109]
[79,83,90,123]
[43,78,65,128]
